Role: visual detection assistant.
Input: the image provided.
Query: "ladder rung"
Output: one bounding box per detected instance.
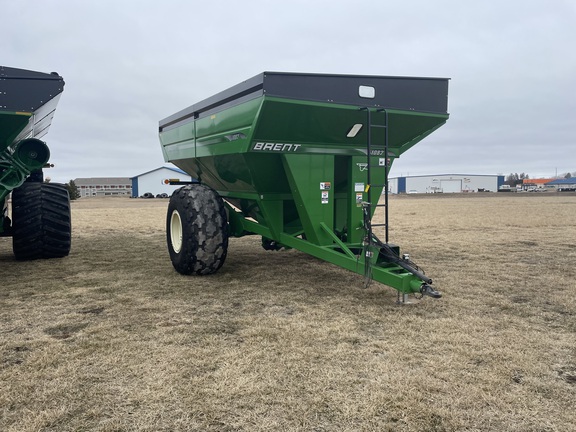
[371,223,387,228]
[364,201,386,205]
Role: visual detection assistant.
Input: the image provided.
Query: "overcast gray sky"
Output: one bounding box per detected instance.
[3,0,575,183]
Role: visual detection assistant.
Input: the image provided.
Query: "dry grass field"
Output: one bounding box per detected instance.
[1,192,575,431]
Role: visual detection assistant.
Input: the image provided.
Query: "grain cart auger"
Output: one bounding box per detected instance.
[0,66,71,260]
[159,72,449,300]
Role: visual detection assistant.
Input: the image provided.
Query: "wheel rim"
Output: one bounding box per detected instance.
[170,209,183,253]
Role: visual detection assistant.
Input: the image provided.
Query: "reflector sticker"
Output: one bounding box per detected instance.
[346,123,363,138]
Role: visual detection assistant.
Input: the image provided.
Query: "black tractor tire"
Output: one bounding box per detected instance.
[11,182,71,260]
[166,184,228,275]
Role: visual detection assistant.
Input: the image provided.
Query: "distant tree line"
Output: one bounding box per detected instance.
[505,173,529,186]
[65,180,80,200]
[556,171,574,179]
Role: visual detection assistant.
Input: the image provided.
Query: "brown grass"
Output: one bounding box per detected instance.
[1,193,575,431]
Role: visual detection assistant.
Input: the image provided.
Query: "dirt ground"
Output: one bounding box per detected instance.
[1,193,575,431]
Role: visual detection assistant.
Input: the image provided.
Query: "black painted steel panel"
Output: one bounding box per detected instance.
[160,72,449,129]
[0,66,65,112]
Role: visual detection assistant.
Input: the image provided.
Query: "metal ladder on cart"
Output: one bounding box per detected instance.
[360,107,390,284]
[360,107,441,300]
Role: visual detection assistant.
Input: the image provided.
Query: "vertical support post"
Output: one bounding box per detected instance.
[366,108,372,214]
[347,155,369,244]
[396,291,411,305]
[382,109,389,243]
[363,108,374,285]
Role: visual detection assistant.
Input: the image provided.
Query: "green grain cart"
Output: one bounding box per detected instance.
[159,72,449,300]
[0,66,71,260]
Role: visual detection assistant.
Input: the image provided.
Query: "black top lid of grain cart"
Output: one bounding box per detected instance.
[160,72,449,129]
[0,66,65,112]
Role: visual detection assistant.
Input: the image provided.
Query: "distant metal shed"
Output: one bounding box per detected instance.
[130,166,193,197]
[546,178,576,191]
[388,174,504,194]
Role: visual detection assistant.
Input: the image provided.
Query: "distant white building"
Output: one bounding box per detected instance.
[74,166,194,198]
[130,166,193,197]
[388,174,504,194]
[74,177,132,198]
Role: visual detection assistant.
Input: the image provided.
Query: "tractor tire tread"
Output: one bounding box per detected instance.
[12,182,71,260]
[167,184,228,275]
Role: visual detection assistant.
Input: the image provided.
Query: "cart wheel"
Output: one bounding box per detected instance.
[12,182,71,260]
[166,184,228,275]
